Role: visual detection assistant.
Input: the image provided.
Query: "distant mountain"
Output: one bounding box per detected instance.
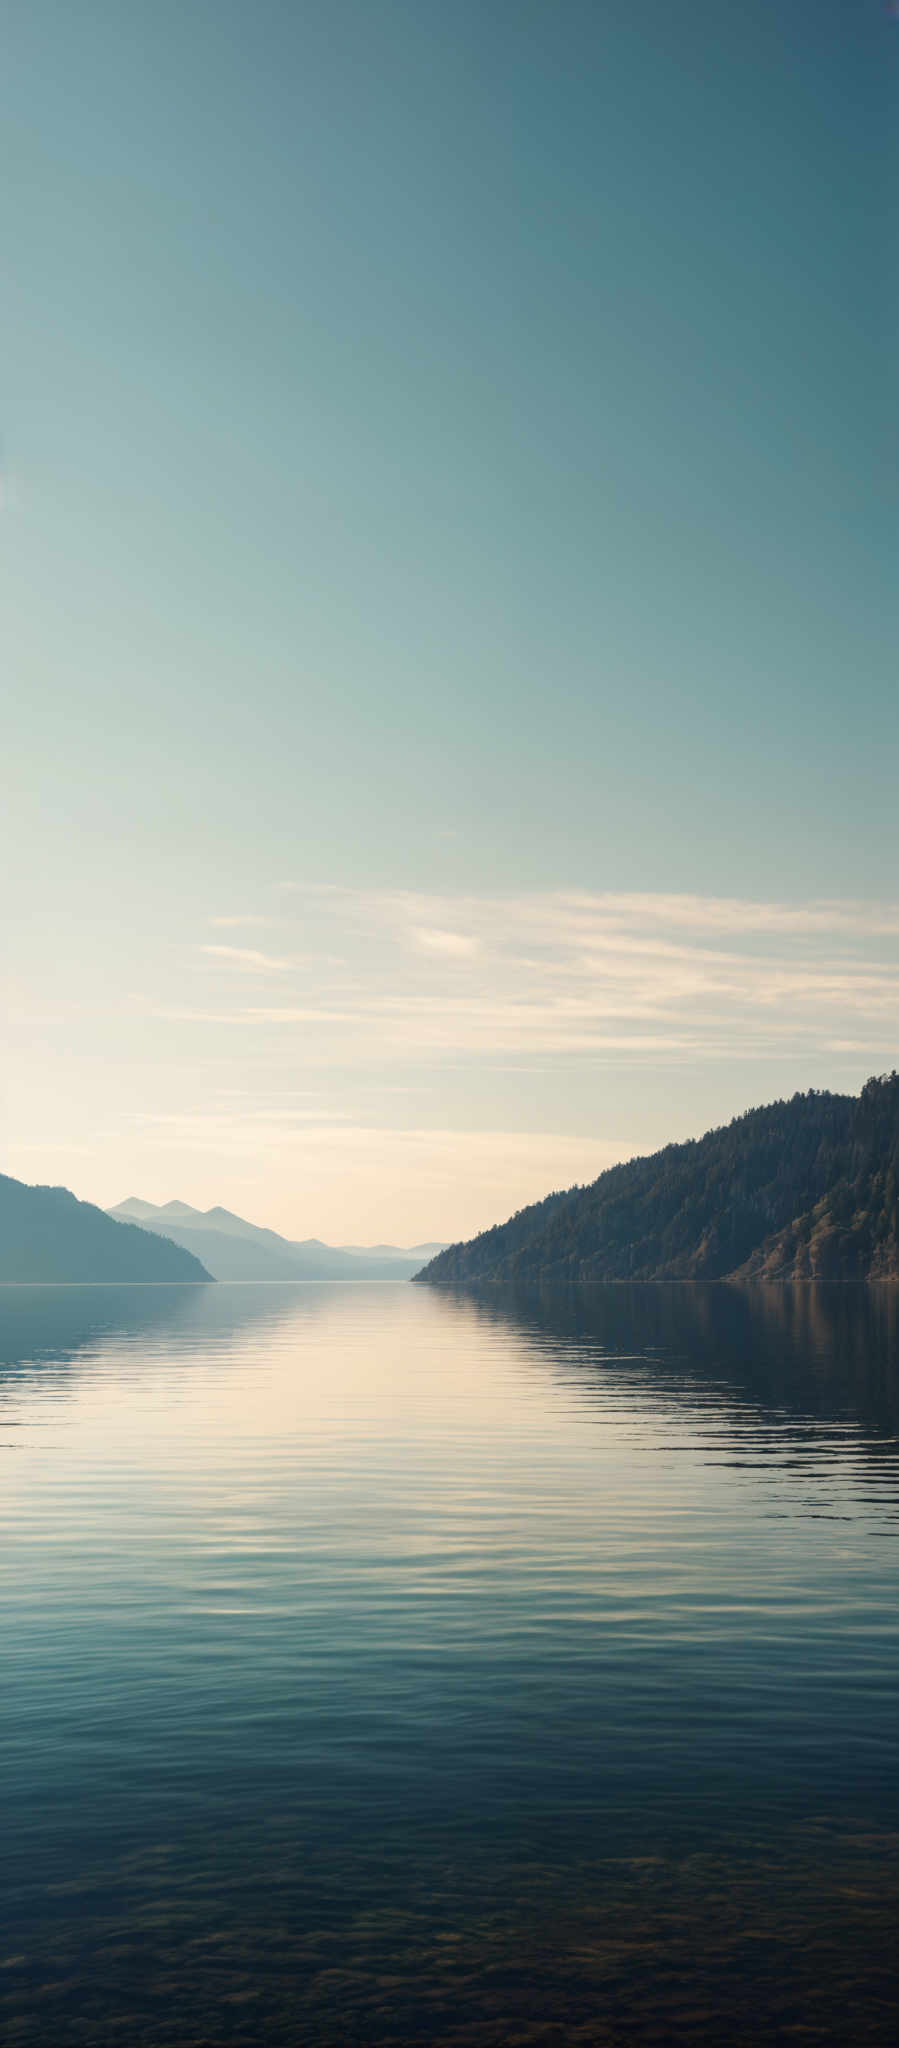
[107,1198,446,1282]
[0,1175,211,1283]
[415,1075,899,1289]
[342,1241,448,1259]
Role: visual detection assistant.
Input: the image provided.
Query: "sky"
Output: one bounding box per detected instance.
[2,0,897,1243]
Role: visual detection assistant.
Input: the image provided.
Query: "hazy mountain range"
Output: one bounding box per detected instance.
[416,1074,899,1289]
[107,1199,445,1282]
[0,1176,210,1283]
[0,1176,445,1286]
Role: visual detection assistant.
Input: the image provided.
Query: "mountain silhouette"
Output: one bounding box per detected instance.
[0,1175,211,1283]
[416,1074,899,1289]
[107,1198,444,1282]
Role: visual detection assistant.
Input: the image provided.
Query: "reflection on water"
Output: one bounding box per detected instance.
[2,1281,898,2044]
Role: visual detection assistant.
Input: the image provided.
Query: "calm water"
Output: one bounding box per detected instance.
[2,1280,899,2046]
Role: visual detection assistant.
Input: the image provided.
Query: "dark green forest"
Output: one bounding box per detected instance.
[415,1075,899,1289]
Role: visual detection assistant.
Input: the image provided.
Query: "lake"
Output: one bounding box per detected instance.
[2,1280,898,2045]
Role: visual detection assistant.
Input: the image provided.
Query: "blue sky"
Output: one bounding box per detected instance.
[3,2,897,1239]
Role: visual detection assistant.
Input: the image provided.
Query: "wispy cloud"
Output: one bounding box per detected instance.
[410,927,480,959]
[129,1106,355,1141]
[201,944,292,973]
[278,882,899,941]
[172,888,899,1068]
[209,915,281,930]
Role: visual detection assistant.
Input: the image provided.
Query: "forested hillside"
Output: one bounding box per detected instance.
[415,1076,899,1288]
[0,1175,211,1283]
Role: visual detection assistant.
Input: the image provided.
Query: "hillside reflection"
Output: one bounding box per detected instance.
[445,1282,899,1442]
[0,1281,299,1365]
[0,1282,328,1399]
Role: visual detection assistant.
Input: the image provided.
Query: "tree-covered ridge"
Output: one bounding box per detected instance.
[415,1076,899,1288]
[0,1174,211,1283]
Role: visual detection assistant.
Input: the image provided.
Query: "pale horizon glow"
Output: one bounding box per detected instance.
[5,885,899,1243]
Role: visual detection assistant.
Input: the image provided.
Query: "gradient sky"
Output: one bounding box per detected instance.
[3,1,897,1241]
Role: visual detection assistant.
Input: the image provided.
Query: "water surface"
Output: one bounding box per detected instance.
[2,1281,898,2044]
